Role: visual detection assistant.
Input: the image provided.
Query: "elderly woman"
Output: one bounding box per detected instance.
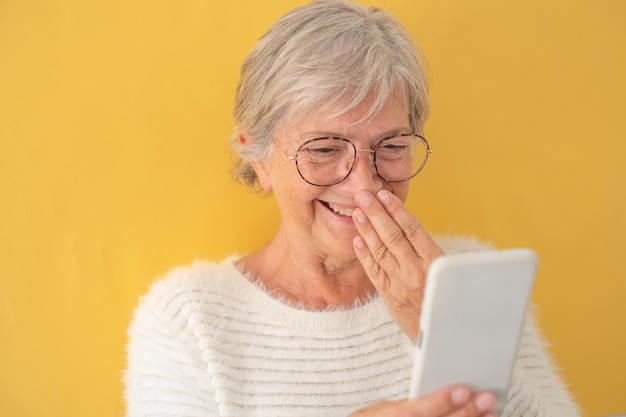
[124,1,580,416]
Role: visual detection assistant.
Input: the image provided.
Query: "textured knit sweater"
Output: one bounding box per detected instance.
[124,238,580,417]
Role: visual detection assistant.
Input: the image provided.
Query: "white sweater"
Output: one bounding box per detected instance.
[125,239,580,417]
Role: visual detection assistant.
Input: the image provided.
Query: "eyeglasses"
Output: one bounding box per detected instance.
[273,134,432,186]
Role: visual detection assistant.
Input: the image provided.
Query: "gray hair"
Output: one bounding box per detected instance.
[231,0,429,188]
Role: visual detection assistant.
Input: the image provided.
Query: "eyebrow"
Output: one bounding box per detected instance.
[298,127,412,142]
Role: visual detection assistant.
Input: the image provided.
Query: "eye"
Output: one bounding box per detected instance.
[308,146,341,154]
[378,141,410,155]
[303,144,346,158]
[381,143,407,151]
[376,136,415,160]
[299,138,351,162]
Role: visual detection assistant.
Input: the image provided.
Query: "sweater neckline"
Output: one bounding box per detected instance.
[221,257,396,333]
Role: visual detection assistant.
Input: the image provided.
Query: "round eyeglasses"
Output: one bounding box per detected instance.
[273,134,432,186]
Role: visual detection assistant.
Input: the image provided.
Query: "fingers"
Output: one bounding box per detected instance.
[348,386,497,417]
[406,386,496,417]
[352,190,444,341]
[354,190,443,261]
[352,206,415,306]
[353,191,416,261]
[352,206,402,285]
[376,190,444,260]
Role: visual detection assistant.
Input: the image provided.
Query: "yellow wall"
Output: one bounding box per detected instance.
[0,0,624,416]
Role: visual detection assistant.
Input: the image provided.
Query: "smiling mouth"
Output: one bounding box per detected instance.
[320,200,355,217]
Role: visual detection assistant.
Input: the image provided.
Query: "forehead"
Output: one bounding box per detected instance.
[285,89,410,141]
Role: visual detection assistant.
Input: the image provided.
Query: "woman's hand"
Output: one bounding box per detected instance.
[348,386,497,417]
[352,189,444,341]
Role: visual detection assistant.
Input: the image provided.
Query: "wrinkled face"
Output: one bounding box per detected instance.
[251,89,412,259]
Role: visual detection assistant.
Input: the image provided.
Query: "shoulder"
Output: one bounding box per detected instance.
[130,257,244,331]
[435,235,494,254]
[125,259,234,414]
[145,258,236,298]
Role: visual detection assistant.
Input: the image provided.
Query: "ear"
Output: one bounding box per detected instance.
[238,132,273,192]
[249,159,273,192]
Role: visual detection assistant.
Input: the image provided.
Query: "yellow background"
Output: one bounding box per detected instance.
[1,0,624,416]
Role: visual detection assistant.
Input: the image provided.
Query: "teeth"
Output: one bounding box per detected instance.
[327,202,354,217]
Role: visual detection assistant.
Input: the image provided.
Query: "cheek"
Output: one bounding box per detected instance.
[273,175,322,217]
[391,182,411,203]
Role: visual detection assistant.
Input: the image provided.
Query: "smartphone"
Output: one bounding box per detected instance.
[408,248,538,414]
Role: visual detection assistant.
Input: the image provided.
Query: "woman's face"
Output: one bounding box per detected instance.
[252,89,412,260]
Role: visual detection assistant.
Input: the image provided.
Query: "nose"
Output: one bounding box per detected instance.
[343,149,382,191]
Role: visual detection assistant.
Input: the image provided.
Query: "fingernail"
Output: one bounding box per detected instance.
[377,190,392,205]
[354,209,366,224]
[353,236,365,250]
[451,387,470,405]
[355,192,372,207]
[475,393,495,412]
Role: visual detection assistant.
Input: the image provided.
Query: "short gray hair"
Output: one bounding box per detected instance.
[231,0,429,188]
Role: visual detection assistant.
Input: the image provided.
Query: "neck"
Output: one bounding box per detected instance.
[238,226,376,310]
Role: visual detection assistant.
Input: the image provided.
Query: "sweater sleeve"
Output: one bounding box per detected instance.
[502,312,581,417]
[124,295,219,417]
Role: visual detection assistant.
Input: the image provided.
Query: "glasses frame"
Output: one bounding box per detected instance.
[274,133,432,187]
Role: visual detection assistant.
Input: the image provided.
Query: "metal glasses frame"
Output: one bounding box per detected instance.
[273,133,432,186]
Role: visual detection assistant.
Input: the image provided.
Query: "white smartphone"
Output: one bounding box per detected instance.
[408,248,538,414]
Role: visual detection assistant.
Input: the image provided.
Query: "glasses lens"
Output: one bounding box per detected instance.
[296,138,354,186]
[375,135,430,182]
